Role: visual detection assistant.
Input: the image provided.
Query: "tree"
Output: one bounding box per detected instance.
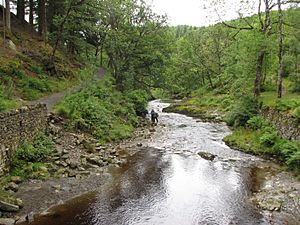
[17,0,25,22]
[38,0,47,37]
[5,0,11,32]
[29,0,34,29]
[277,0,283,98]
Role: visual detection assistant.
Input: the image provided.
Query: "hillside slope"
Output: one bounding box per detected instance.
[0,6,90,112]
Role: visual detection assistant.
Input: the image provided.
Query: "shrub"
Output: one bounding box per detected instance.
[126,90,149,115]
[286,150,300,172]
[226,96,260,127]
[293,107,300,120]
[56,77,138,142]
[14,134,54,162]
[10,134,54,178]
[258,126,278,147]
[247,116,269,130]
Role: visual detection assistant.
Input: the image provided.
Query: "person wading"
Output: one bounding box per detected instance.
[151,109,158,124]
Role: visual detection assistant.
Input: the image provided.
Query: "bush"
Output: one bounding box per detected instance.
[293,107,300,120]
[247,116,270,130]
[126,90,149,115]
[226,96,260,127]
[14,134,54,162]
[56,77,138,142]
[259,130,278,147]
[10,134,54,178]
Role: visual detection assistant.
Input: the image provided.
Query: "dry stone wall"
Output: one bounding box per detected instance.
[0,104,48,175]
[260,107,300,140]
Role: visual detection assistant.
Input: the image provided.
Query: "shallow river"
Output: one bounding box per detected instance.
[27,100,272,225]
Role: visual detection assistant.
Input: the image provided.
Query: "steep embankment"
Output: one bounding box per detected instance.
[0,6,91,112]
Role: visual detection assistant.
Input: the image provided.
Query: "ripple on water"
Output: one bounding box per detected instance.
[25,100,270,225]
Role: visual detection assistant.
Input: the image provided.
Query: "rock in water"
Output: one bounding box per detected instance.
[197,152,216,161]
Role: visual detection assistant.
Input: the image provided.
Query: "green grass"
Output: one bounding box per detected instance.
[260,91,300,111]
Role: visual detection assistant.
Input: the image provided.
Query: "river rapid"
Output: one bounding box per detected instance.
[22,100,297,225]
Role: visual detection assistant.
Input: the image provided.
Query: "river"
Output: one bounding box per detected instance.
[24,100,282,225]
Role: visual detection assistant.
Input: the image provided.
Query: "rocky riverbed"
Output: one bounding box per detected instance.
[0,115,155,225]
[1,101,299,225]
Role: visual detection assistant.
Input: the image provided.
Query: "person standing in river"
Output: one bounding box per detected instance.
[151,109,158,124]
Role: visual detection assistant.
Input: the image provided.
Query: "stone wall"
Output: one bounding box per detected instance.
[260,107,300,140]
[0,104,48,175]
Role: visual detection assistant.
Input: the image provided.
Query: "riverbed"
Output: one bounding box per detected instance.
[21,100,300,225]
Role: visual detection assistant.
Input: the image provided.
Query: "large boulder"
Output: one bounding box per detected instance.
[197,152,216,161]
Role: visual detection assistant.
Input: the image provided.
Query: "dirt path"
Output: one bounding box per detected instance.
[30,68,105,111]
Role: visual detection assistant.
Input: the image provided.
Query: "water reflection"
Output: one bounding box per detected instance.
[25,100,270,225]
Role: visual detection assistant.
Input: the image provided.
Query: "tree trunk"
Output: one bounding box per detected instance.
[5,0,11,32]
[17,0,25,22]
[38,0,47,37]
[254,51,265,97]
[29,0,34,29]
[100,45,103,67]
[277,0,283,98]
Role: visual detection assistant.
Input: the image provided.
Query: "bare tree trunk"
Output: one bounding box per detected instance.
[5,0,11,32]
[29,0,34,29]
[2,0,5,42]
[100,45,103,67]
[254,51,265,97]
[277,0,283,98]
[38,0,47,38]
[17,0,25,22]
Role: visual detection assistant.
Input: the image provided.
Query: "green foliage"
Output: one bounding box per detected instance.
[224,123,300,174]
[55,76,138,142]
[259,127,278,147]
[126,90,150,114]
[10,134,54,179]
[226,96,260,127]
[293,107,300,119]
[14,134,54,162]
[247,116,270,130]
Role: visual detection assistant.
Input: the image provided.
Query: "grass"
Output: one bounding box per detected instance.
[260,91,300,111]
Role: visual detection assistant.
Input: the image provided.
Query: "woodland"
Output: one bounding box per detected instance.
[0,0,299,176]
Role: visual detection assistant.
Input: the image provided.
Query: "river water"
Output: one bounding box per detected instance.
[26,100,272,225]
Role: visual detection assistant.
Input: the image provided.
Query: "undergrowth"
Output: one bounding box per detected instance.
[55,75,149,143]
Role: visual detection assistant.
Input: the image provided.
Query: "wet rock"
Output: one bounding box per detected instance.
[178,124,188,128]
[10,176,22,184]
[5,182,19,192]
[137,143,143,147]
[0,200,19,212]
[0,218,15,225]
[197,152,216,161]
